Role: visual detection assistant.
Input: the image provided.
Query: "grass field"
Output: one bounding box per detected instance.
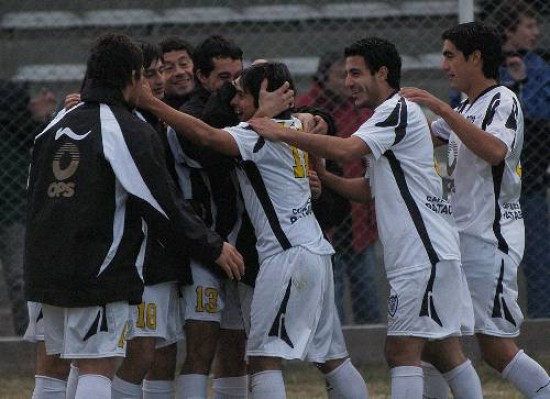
[3,358,548,398]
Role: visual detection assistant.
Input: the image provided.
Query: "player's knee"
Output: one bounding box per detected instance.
[477,335,519,372]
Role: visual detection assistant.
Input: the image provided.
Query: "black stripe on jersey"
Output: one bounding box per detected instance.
[384,151,440,266]
[253,137,266,153]
[241,160,292,251]
[375,97,407,145]
[492,259,516,326]
[481,93,501,130]
[492,162,509,254]
[268,279,294,348]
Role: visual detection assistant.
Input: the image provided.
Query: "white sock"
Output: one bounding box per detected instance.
[65,364,79,399]
[422,362,449,399]
[325,358,369,398]
[213,376,249,398]
[75,374,111,399]
[143,379,174,399]
[390,366,423,399]
[175,374,208,399]
[502,350,550,398]
[443,359,483,399]
[250,370,286,399]
[32,375,67,399]
[112,375,143,399]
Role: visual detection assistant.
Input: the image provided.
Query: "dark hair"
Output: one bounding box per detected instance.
[442,22,502,79]
[193,35,243,77]
[313,51,344,87]
[138,41,163,69]
[240,62,295,119]
[344,37,402,90]
[86,32,143,90]
[492,0,536,38]
[158,36,194,57]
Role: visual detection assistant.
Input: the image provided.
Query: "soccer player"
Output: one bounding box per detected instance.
[24,32,243,399]
[138,61,369,398]
[248,38,482,399]
[159,36,195,109]
[110,41,184,399]
[168,35,250,399]
[401,22,550,399]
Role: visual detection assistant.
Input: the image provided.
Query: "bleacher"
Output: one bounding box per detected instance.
[0,0,473,99]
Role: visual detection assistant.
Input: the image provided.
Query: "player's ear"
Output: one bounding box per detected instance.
[377,66,389,82]
[197,69,208,86]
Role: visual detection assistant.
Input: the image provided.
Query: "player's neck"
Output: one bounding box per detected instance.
[464,77,498,103]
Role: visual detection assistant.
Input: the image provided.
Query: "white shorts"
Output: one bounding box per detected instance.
[461,239,523,337]
[246,246,348,363]
[23,301,44,343]
[126,282,183,348]
[181,260,244,330]
[386,260,474,339]
[42,302,129,359]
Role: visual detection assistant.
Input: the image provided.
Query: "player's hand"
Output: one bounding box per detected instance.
[309,169,322,199]
[310,115,329,135]
[248,117,286,141]
[254,79,294,118]
[136,79,156,110]
[400,87,451,116]
[64,92,81,110]
[215,242,245,280]
[294,113,315,132]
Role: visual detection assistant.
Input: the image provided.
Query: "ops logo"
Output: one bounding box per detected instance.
[47,142,80,198]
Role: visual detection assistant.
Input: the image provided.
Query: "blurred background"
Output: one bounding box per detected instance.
[1,0,549,336]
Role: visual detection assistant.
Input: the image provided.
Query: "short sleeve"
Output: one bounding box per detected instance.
[352,97,405,159]
[483,93,521,153]
[431,117,452,142]
[223,123,262,161]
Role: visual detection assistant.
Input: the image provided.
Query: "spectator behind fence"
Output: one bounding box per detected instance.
[0,80,56,335]
[296,52,381,324]
[493,0,550,318]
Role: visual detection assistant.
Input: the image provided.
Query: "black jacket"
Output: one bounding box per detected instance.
[24,82,223,307]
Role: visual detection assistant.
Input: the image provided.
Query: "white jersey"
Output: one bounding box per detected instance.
[431,85,525,264]
[353,94,460,277]
[224,118,334,263]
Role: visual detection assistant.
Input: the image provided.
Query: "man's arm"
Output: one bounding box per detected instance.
[313,157,372,203]
[139,84,240,157]
[401,87,507,165]
[248,117,370,162]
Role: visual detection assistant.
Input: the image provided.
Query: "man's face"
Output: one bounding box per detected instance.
[344,56,381,109]
[441,39,475,93]
[506,16,539,51]
[199,57,243,93]
[163,50,194,97]
[230,78,256,121]
[143,58,165,100]
[324,60,349,100]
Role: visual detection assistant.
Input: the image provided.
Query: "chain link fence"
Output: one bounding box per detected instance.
[0,0,549,334]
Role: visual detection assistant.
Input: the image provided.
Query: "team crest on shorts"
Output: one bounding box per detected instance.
[388,295,398,318]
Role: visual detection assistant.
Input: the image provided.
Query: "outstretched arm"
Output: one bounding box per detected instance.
[400,87,507,165]
[248,117,369,163]
[313,157,371,203]
[139,82,240,156]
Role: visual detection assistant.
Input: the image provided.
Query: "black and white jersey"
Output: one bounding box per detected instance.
[24,85,223,308]
[431,85,525,263]
[353,94,460,277]
[224,118,334,263]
